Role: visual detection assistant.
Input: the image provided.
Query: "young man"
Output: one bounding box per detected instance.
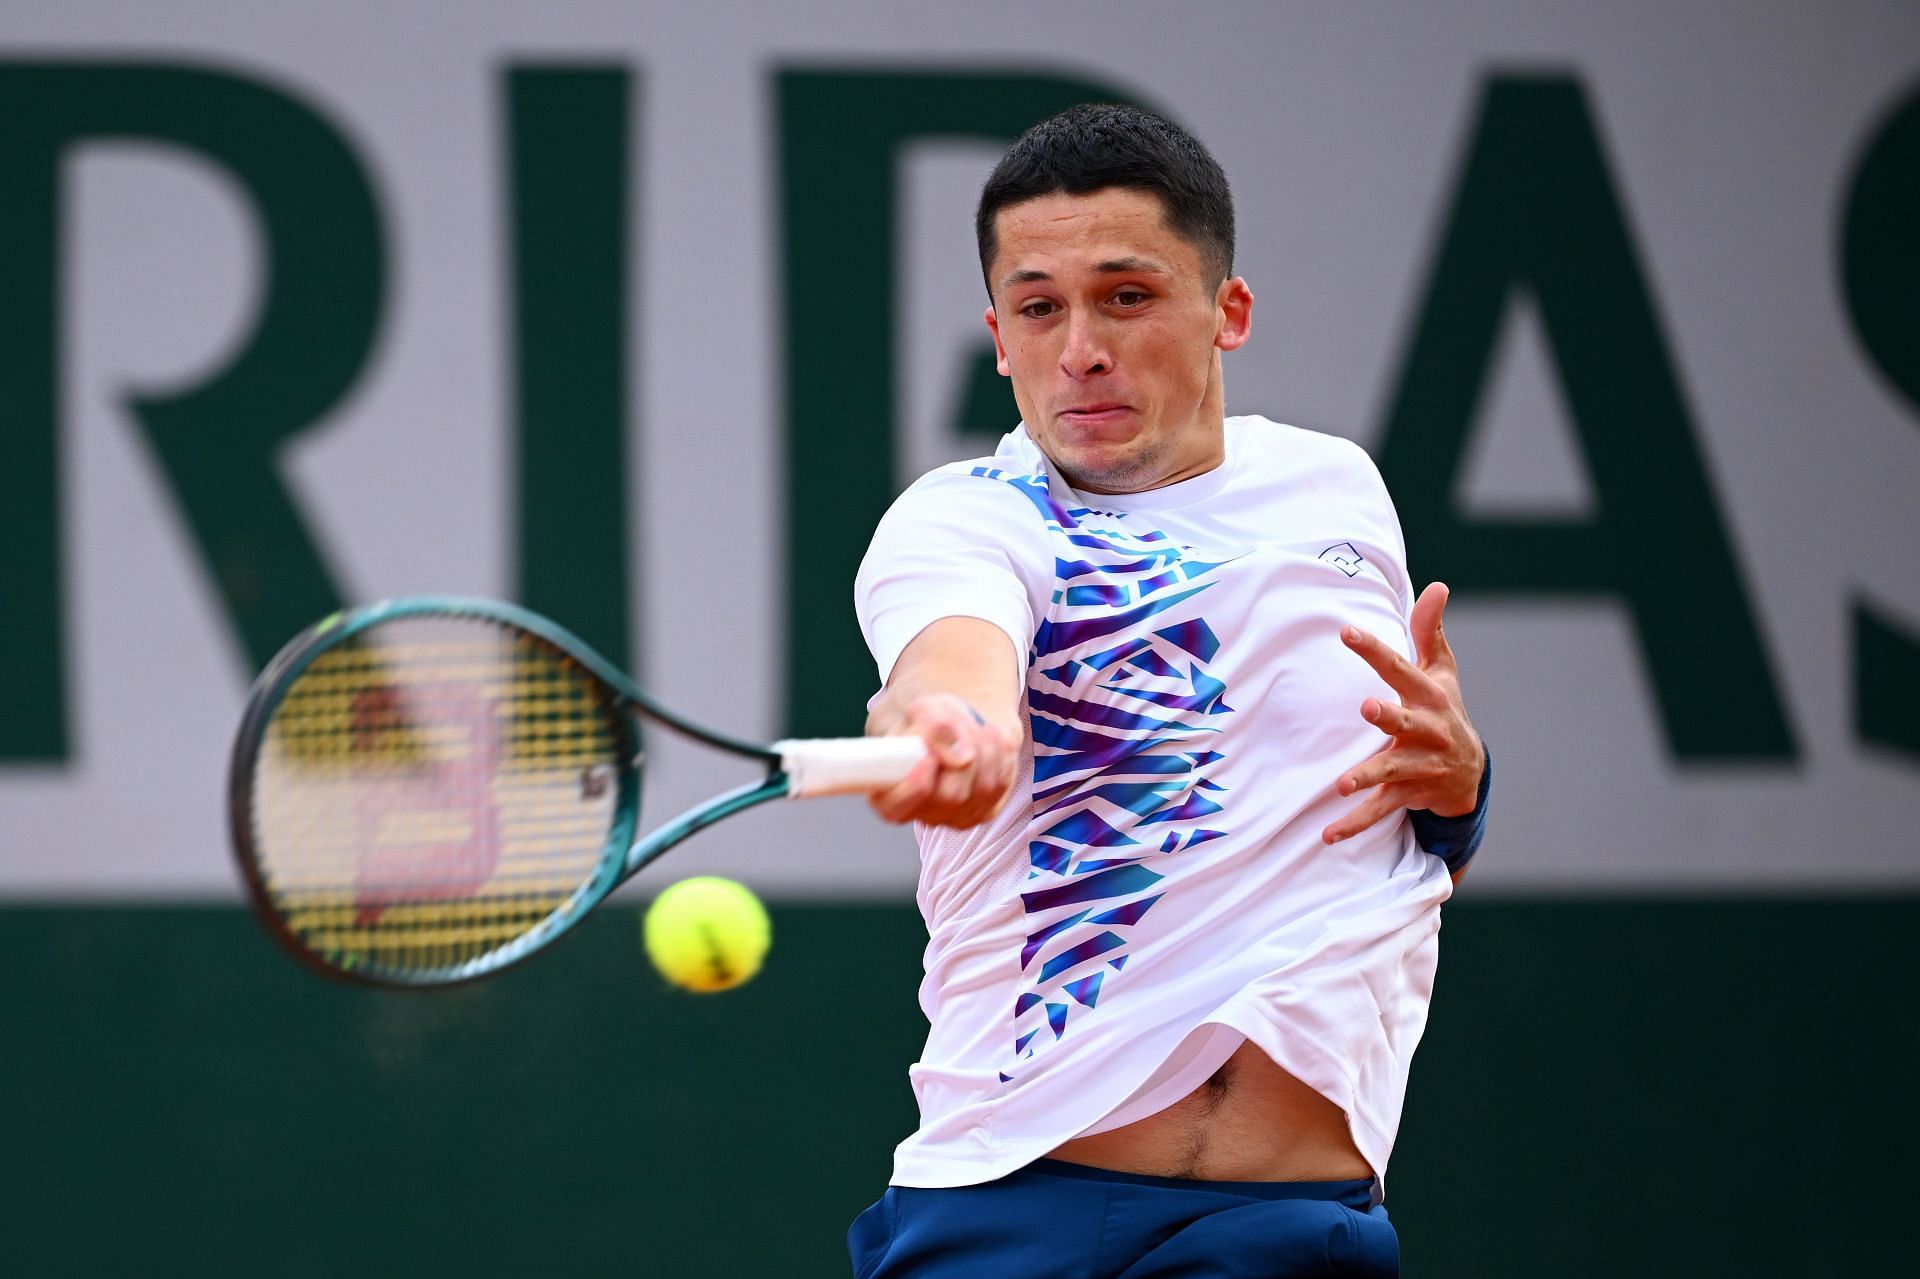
[850,104,1489,1278]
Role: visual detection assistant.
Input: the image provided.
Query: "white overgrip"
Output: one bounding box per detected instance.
[774,736,927,798]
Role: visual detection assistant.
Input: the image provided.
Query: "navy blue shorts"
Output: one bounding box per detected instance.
[848,1159,1399,1278]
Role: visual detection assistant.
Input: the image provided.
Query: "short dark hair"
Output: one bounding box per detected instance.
[975,103,1236,294]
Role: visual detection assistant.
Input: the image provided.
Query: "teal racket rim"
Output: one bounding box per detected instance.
[225,597,911,991]
[228,597,657,989]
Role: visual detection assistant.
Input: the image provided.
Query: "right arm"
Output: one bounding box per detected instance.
[855,470,1044,832]
[865,617,1022,829]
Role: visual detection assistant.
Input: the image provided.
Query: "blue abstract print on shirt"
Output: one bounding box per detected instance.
[972,467,1236,1082]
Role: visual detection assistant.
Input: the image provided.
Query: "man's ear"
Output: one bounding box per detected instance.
[985,305,1011,375]
[1215,277,1254,352]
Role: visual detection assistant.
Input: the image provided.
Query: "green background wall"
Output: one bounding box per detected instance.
[7,899,1911,1276]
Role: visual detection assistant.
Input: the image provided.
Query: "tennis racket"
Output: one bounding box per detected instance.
[227,595,922,988]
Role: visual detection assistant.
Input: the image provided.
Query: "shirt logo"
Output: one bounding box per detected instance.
[1319,542,1365,577]
[986,468,1234,1085]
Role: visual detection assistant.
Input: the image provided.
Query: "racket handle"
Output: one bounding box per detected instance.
[775,736,927,798]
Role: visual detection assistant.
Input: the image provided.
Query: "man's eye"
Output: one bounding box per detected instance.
[1112,290,1149,307]
[1020,300,1057,318]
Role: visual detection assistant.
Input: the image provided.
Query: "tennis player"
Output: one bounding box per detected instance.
[848,104,1489,1278]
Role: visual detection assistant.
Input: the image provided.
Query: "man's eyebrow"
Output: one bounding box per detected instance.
[1000,268,1053,290]
[998,258,1171,292]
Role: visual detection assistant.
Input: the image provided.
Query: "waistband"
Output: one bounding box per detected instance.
[1021,1158,1376,1209]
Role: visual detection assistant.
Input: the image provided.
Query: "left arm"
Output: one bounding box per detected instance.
[1320,581,1488,883]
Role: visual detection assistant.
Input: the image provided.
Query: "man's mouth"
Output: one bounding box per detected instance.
[1059,403,1132,425]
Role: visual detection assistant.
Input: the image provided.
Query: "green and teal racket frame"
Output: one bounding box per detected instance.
[228,596,922,989]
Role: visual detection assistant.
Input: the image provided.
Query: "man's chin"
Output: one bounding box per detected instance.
[1053,447,1160,496]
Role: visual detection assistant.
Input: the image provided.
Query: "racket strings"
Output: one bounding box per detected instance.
[248,617,626,978]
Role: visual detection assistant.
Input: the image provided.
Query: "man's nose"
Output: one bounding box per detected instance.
[1060,313,1113,378]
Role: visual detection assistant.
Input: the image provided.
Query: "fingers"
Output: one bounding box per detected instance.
[1361,697,1408,738]
[867,693,1018,829]
[1338,742,1444,798]
[1323,742,1449,843]
[922,715,976,770]
[1341,625,1441,704]
[933,749,979,809]
[1408,581,1457,672]
[868,751,943,824]
[1361,698,1454,748]
[1322,787,1403,845]
[1324,591,1477,845]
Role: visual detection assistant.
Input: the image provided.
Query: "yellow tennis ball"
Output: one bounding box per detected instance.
[641,876,771,993]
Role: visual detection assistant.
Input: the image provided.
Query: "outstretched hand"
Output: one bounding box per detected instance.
[1322,582,1484,845]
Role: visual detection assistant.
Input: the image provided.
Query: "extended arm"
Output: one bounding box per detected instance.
[866,617,1024,829]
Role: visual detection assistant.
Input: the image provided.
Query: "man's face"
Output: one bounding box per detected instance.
[984,187,1252,494]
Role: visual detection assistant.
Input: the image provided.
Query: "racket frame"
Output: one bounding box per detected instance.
[228,595,788,989]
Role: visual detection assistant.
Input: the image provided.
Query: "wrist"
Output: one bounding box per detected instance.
[1409,737,1492,874]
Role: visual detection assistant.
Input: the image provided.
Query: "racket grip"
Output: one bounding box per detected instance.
[775,736,927,798]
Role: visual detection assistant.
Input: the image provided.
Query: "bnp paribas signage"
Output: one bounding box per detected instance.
[1,60,1915,781]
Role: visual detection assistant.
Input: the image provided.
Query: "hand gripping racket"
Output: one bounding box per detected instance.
[227,596,923,987]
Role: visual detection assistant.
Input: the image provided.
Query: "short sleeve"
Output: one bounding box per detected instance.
[854,468,1053,687]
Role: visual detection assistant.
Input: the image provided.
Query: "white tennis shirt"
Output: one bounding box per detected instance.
[855,416,1452,1196]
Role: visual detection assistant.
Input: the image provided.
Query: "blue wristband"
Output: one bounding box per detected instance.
[1408,738,1491,875]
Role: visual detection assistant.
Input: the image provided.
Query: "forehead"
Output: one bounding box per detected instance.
[989,188,1201,284]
